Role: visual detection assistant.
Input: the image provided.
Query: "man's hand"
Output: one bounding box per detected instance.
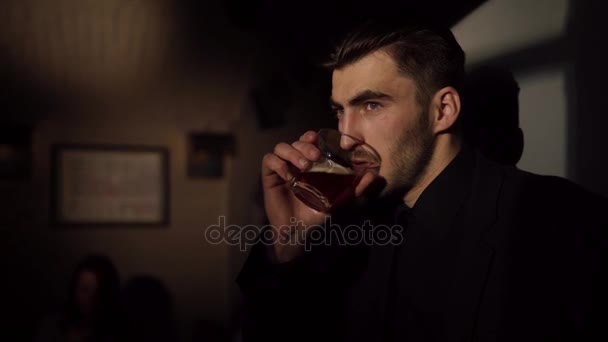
[261,130,379,263]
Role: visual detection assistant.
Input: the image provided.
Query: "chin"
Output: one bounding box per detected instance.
[383,179,413,198]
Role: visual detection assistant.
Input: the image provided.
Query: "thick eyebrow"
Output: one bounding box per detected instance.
[330,90,393,109]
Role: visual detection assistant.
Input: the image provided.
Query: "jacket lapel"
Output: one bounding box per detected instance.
[346,150,507,341]
[394,151,505,341]
[440,151,506,341]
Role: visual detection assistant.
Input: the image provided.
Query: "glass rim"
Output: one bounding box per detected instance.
[316,128,382,164]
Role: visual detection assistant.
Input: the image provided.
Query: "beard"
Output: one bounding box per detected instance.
[384,109,435,196]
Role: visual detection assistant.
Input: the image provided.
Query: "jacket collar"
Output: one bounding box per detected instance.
[404,143,477,238]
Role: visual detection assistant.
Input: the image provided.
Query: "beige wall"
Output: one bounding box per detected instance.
[452,0,568,66]
[452,0,570,178]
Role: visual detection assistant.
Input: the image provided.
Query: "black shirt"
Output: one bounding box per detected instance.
[346,144,476,341]
[388,145,474,340]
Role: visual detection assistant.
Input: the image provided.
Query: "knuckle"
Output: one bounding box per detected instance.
[262,153,274,164]
[300,130,315,140]
[276,161,288,173]
[274,142,292,156]
[291,141,304,150]
[272,144,282,154]
[294,141,312,153]
[261,154,274,173]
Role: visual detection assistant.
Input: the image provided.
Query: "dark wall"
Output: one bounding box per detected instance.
[567,0,608,197]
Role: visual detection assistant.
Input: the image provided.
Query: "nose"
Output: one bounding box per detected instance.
[338,111,364,150]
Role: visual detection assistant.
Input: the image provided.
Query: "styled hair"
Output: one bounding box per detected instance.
[325,20,466,107]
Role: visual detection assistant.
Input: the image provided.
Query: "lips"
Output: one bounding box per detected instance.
[351,160,378,173]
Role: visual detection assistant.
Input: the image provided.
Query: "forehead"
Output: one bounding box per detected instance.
[331,50,415,102]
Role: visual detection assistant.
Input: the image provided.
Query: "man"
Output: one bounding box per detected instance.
[237,21,605,341]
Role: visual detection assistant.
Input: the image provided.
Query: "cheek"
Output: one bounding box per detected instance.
[377,144,397,180]
[365,129,400,178]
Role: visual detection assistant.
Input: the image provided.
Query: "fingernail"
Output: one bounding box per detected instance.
[299,158,309,168]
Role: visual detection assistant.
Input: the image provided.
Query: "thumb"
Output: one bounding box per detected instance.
[355,171,387,198]
[354,171,376,197]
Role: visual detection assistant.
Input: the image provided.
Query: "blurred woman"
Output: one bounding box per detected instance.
[35,254,121,342]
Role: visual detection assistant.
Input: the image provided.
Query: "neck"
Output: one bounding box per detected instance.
[403,134,462,207]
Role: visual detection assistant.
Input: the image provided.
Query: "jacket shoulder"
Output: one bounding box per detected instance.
[506,167,606,209]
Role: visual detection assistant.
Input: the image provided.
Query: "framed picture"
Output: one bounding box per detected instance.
[187,133,235,178]
[51,144,169,227]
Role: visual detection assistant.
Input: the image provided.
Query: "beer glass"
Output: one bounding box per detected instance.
[290,128,381,213]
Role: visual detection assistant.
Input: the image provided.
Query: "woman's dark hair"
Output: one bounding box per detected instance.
[64,254,120,332]
[325,19,466,108]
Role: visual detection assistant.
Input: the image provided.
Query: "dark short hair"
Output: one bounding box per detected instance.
[325,20,466,107]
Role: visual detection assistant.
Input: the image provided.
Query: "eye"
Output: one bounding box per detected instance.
[364,102,381,111]
[333,108,345,119]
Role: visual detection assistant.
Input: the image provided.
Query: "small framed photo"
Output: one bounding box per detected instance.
[51,144,170,227]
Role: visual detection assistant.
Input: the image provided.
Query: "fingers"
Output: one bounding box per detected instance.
[292,141,321,161]
[262,153,295,181]
[299,130,318,144]
[295,131,321,160]
[355,171,387,197]
[355,171,376,197]
[273,143,312,171]
[261,132,320,183]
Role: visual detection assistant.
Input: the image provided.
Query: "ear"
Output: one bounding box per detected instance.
[430,86,461,134]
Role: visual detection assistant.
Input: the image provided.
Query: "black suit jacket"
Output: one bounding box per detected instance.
[237,148,606,341]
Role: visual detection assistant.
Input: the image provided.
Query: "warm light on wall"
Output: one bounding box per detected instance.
[0,0,175,94]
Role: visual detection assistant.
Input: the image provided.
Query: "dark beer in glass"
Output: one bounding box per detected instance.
[290,129,380,213]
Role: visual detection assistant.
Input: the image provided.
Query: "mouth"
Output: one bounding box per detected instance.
[351,159,379,173]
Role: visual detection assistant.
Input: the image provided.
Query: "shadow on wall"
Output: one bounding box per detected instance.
[461,65,524,167]
[463,0,608,197]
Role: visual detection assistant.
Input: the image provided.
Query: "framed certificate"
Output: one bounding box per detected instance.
[51,144,169,227]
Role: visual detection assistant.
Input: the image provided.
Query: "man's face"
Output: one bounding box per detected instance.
[331,50,435,195]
